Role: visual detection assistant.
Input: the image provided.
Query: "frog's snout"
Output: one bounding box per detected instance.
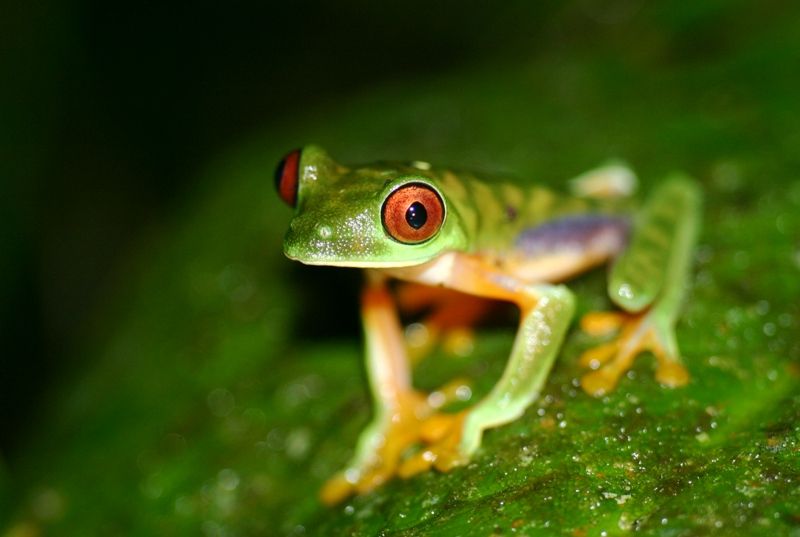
[287,217,334,240]
[283,215,337,263]
[283,207,384,266]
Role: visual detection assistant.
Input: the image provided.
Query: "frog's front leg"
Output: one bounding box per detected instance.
[321,258,575,503]
[320,271,474,504]
[320,271,422,504]
[579,176,701,396]
[393,253,575,476]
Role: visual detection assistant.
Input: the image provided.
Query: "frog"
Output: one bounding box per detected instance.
[275,145,701,505]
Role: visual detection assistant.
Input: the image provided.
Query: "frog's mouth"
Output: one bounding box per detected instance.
[286,256,426,269]
[283,245,429,269]
[282,229,432,269]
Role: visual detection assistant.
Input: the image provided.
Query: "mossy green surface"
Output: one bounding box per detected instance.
[4,9,800,536]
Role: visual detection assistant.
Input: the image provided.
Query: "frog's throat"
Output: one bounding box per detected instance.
[286,255,432,269]
[286,253,459,287]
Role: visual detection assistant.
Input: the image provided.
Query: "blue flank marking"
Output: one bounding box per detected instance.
[515,214,630,255]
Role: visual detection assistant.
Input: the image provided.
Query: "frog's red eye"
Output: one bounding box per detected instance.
[382,183,445,244]
[275,149,301,207]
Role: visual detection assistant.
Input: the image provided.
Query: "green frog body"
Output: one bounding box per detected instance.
[276,145,700,504]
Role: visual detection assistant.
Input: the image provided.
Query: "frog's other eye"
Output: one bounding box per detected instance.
[275,149,301,207]
[382,183,445,244]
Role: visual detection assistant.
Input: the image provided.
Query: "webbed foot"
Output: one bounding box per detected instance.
[578,310,689,397]
[320,382,474,505]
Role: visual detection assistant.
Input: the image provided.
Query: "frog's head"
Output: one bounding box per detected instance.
[276,145,467,268]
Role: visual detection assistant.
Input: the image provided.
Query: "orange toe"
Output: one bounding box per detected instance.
[580,311,626,336]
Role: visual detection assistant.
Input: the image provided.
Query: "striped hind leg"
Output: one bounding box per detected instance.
[579,175,701,396]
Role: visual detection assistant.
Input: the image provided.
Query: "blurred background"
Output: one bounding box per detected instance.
[3,0,800,533]
[2,0,557,456]
[2,0,688,457]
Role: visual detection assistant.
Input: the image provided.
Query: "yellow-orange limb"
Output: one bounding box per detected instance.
[395,282,455,313]
[321,273,479,505]
[386,253,575,475]
[579,310,689,397]
[360,276,411,404]
[320,382,473,504]
[397,282,496,361]
[580,311,627,337]
[323,254,575,505]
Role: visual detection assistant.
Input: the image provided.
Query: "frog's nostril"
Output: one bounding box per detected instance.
[316,224,332,239]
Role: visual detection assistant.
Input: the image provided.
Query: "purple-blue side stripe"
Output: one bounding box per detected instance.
[514,214,631,255]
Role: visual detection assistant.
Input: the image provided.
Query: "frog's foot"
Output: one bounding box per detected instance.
[404,322,442,365]
[320,384,473,505]
[403,292,491,363]
[578,310,689,397]
[396,410,470,478]
[406,325,479,367]
[320,391,432,505]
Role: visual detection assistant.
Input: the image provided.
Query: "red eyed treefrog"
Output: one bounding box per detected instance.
[275,145,700,504]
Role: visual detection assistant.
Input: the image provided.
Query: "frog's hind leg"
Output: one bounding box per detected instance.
[579,175,701,396]
[396,284,485,359]
[396,283,495,361]
[579,310,688,396]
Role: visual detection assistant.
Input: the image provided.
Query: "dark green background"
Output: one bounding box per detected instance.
[2,1,799,535]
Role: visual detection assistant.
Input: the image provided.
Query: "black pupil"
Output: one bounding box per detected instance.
[405,201,427,229]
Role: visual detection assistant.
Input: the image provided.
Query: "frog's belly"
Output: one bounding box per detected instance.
[502,215,630,283]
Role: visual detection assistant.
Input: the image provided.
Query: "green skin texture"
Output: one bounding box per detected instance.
[283,145,469,268]
[283,144,701,478]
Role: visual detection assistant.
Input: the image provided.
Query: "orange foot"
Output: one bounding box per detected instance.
[578,310,689,397]
[397,283,491,364]
[405,323,477,364]
[320,381,473,505]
